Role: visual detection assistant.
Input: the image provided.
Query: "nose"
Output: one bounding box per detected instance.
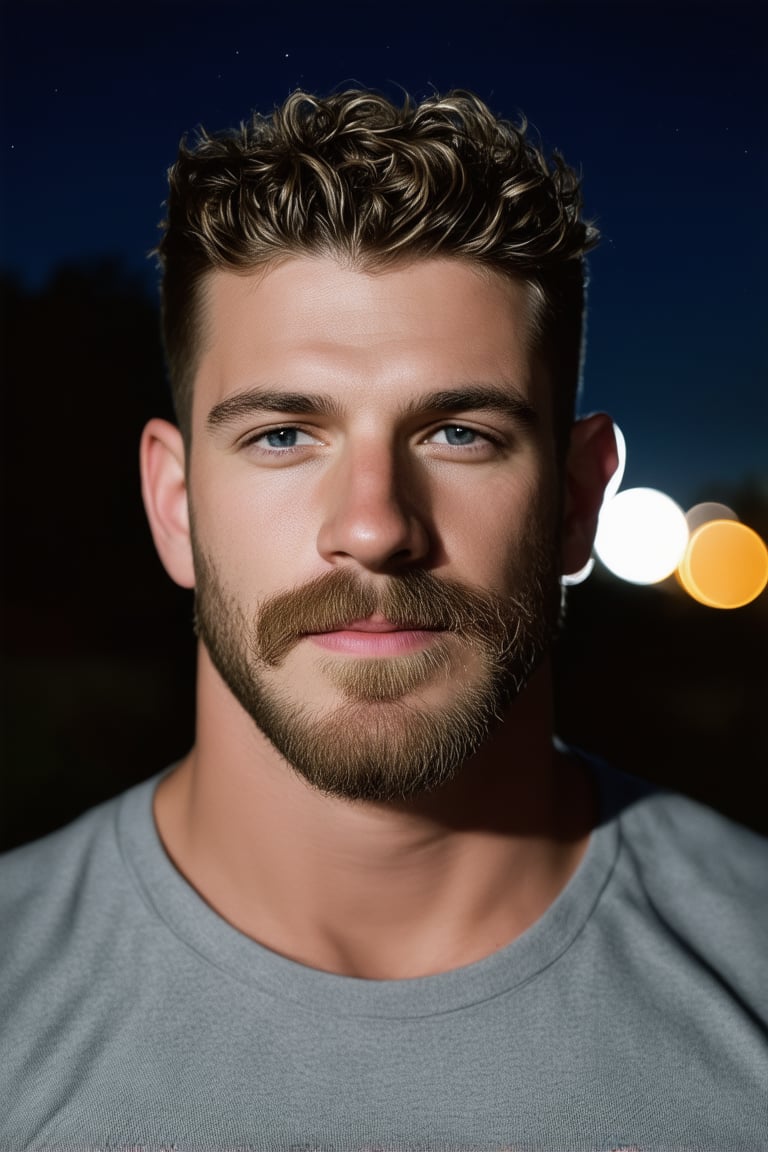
[316,440,431,572]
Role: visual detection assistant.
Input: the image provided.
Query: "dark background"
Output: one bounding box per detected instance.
[1,0,766,849]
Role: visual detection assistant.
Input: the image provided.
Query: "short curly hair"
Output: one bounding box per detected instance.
[157,89,598,450]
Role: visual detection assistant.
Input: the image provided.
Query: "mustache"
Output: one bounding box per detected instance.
[254,567,533,666]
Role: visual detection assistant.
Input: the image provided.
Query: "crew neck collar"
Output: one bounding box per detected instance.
[118,753,630,1020]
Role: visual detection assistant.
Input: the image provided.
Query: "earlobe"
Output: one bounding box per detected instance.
[561,414,618,576]
[140,419,196,589]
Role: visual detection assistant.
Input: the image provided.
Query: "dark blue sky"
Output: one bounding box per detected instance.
[1,0,765,507]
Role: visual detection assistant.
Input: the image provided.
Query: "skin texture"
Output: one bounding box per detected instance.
[141,256,617,980]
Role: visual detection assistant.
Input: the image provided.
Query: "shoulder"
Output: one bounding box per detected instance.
[0,774,162,954]
[583,752,768,891]
[616,775,768,900]
[597,763,768,1012]
[2,787,123,890]
[0,775,169,1143]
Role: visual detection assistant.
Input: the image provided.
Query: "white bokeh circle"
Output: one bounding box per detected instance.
[594,487,689,585]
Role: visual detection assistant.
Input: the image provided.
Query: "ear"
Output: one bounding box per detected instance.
[561,413,618,576]
[140,419,196,589]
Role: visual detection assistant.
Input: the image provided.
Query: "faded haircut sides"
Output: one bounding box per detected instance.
[156,89,598,454]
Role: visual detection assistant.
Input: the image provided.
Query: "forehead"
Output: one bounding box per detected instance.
[193,256,546,421]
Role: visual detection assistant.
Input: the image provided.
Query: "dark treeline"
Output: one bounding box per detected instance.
[1,263,766,851]
[1,264,196,849]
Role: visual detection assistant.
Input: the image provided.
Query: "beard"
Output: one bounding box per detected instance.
[192,537,560,803]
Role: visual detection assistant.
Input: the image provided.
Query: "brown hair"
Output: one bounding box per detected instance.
[157,89,598,450]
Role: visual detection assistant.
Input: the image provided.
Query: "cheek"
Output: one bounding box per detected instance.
[437,470,555,583]
[189,464,320,590]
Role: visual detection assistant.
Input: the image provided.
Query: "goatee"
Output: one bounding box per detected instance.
[193,549,559,803]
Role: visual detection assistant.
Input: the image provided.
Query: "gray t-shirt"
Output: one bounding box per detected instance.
[1,757,767,1151]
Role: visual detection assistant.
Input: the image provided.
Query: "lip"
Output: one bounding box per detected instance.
[306,618,443,656]
[329,615,432,634]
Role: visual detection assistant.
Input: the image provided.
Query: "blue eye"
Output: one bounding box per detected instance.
[435,425,478,446]
[264,428,300,448]
[255,427,318,449]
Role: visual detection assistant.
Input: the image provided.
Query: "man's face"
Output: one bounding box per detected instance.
[187,257,563,801]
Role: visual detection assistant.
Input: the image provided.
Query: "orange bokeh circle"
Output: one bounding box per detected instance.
[678,520,768,609]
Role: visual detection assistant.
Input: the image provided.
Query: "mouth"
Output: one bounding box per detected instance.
[333,614,440,633]
[305,615,445,656]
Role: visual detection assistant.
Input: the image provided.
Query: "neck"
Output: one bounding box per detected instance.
[154,649,595,980]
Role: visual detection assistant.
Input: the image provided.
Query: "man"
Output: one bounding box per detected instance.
[1,89,766,1151]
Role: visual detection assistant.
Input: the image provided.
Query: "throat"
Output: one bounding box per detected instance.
[153,742,594,981]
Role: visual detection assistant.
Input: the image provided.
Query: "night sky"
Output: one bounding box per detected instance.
[1,1,767,846]
[1,0,766,507]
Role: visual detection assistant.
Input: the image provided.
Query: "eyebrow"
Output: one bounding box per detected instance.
[207,390,339,429]
[404,387,538,426]
[206,383,538,431]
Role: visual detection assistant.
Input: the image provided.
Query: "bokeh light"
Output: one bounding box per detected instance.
[564,424,765,608]
[678,520,768,609]
[594,488,689,585]
[685,502,739,533]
